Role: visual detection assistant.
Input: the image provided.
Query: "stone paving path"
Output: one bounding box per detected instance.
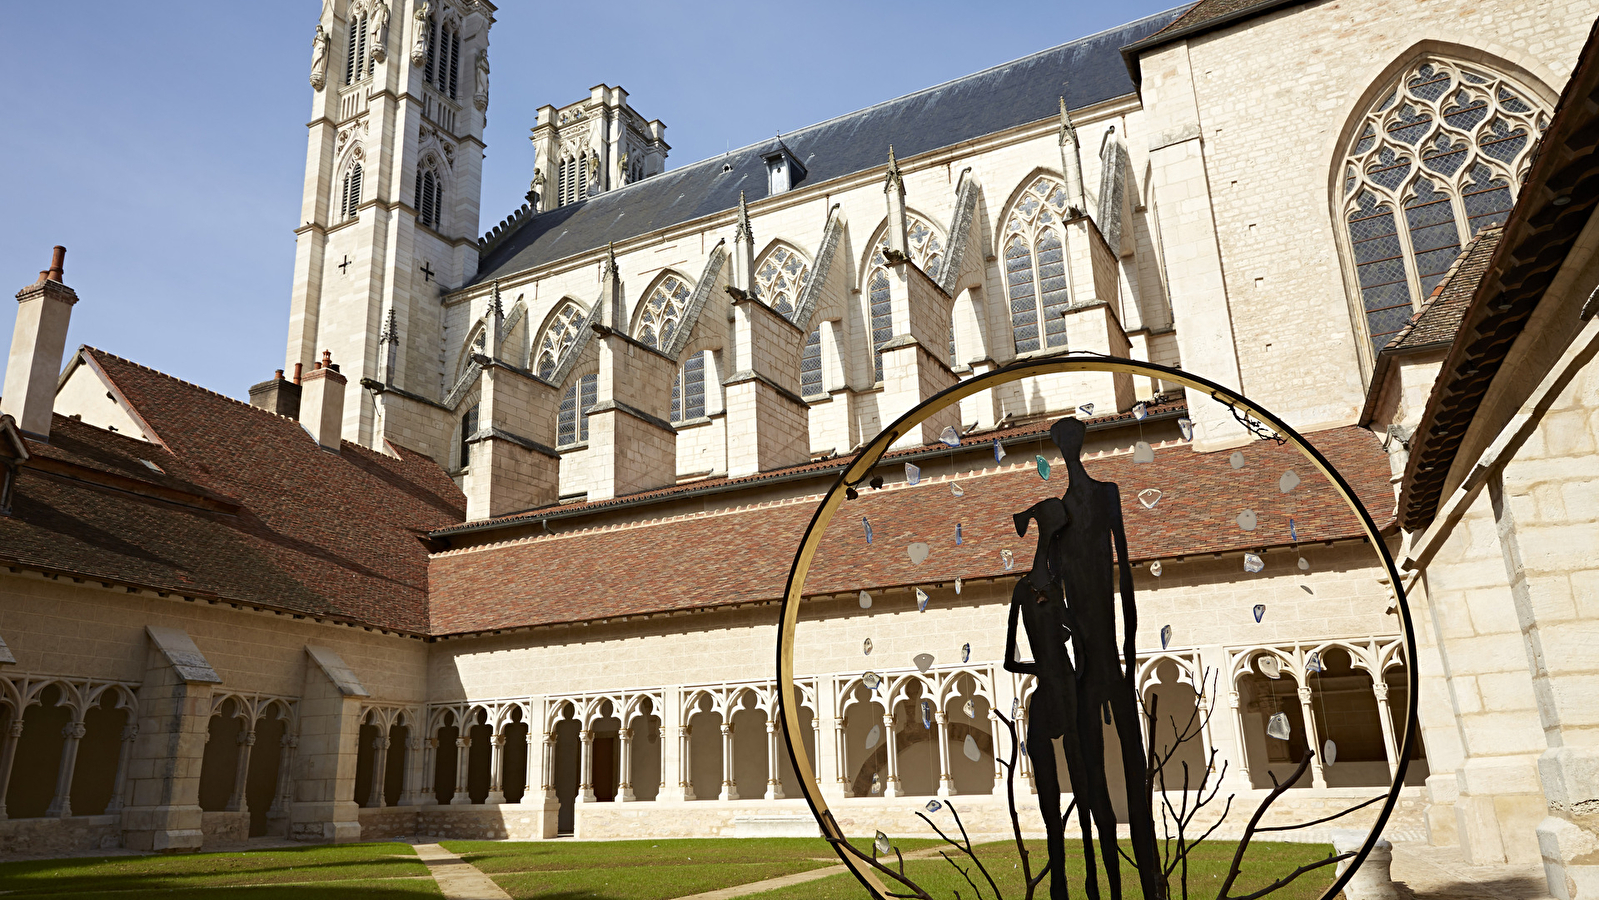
[1388,841,1554,900]
[673,846,949,900]
[412,842,514,900]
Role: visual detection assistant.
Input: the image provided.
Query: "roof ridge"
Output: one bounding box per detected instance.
[84,346,312,425]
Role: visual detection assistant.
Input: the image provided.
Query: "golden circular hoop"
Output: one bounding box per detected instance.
[774,354,1416,900]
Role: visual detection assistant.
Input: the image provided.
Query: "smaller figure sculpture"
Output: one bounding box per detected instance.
[411,1,432,66]
[370,1,391,62]
[473,48,490,111]
[587,151,603,195]
[309,24,331,91]
[617,151,630,185]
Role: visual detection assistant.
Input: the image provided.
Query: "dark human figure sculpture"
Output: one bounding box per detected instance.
[1006,417,1165,900]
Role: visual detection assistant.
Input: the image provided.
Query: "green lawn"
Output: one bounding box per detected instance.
[0,842,436,898]
[744,838,1343,900]
[442,837,940,900]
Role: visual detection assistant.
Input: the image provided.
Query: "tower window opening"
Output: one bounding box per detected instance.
[340,163,363,220]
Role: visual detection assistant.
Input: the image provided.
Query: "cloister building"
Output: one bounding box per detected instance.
[2,1,1598,898]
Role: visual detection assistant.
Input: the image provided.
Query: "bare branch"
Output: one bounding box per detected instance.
[1226,852,1355,900]
[1255,794,1385,832]
[1214,751,1315,900]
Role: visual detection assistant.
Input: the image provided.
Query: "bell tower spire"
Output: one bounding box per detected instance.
[284,0,496,450]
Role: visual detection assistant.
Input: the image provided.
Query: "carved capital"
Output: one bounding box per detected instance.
[63,722,86,740]
[1372,682,1390,701]
[121,724,139,742]
[1297,688,1314,704]
[456,737,470,749]
[7,721,23,739]
[240,731,257,746]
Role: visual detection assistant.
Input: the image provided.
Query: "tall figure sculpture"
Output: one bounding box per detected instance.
[1044,416,1164,900]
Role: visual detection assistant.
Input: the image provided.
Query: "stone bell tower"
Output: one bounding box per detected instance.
[284,0,495,449]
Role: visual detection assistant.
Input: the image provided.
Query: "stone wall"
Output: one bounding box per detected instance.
[0,815,122,857]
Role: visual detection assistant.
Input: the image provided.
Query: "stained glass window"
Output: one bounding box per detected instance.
[670,352,706,424]
[1005,177,1072,356]
[801,326,824,398]
[636,275,693,350]
[867,215,944,382]
[1341,58,1548,355]
[535,301,585,380]
[557,374,597,447]
[752,246,810,320]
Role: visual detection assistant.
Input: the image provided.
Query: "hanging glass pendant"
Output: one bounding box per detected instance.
[1258,656,1282,679]
[865,724,881,750]
[1011,698,1020,719]
[863,671,881,690]
[954,578,962,595]
[1138,488,1162,509]
[963,698,976,719]
[915,588,930,612]
[1036,455,1051,480]
[1230,451,1246,470]
[961,642,971,663]
[1279,470,1301,493]
[859,590,872,609]
[1237,509,1258,532]
[1289,518,1299,543]
[1323,739,1338,765]
[951,481,965,498]
[1160,624,1172,649]
[1306,651,1324,674]
[905,463,921,485]
[921,699,933,729]
[1298,557,1310,572]
[1134,402,1148,421]
[1133,441,1155,464]
[1150,560,1163,576]
[1244,553,1265,573]
[1267,712,1292,740]
[955,523,963,545]
[993,440,1007,463]
[862,517,874,544]
[863,638,873,656]
[913,653,935,673]
[908,543,930,564]
[963,733,981,761]
[1079,403,1095,416]
[1002,549,1015,571]
[926,799,943,813]
[874,830,890,854]
[870,774,882,795]
[1252,603,1266,622]
[1178,418,1194,441]
[940,426,961,447]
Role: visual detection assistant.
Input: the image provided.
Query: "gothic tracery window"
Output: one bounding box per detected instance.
[637,274,692,350]
[535,301,585,380]
[752,245,810,319]
[558,374,597,447]
[866,215,944,381]
[1004,176,1072,356]
[1340,58,1549,354]
[670,352,707,424]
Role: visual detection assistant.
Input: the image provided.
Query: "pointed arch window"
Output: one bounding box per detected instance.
[558,374,598,447]
[340,162,363,220]
[1340,58,1549,355]
[637,274,692,350]
[670,352,707,424]
[801,326,824,398]
[866,214,944,381]
[752,245,810,319]
[423,16,461,100]
[344,9,372,84]
[535,301,585,380]
[415,166,443,230]
[1004,176,1072,356]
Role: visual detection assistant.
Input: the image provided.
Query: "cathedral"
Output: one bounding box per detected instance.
[2,0,1598,897]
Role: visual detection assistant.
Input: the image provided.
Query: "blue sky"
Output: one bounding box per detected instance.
[0,1,1179,400]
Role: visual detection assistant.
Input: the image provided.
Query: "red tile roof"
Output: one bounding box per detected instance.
[427,426,1393,635]
[0,349,465,633]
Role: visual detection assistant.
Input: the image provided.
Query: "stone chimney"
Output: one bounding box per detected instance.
[3,246,78,438]
[299,351,345,452]
[249,369,302,418]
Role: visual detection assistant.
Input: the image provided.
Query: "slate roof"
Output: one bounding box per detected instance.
[0,349,466,633]
[1124,0,1302,55]
[427,425,1394,635]
[470,6,1189,286]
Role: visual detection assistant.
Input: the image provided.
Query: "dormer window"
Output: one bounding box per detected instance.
[762,143,806,195]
